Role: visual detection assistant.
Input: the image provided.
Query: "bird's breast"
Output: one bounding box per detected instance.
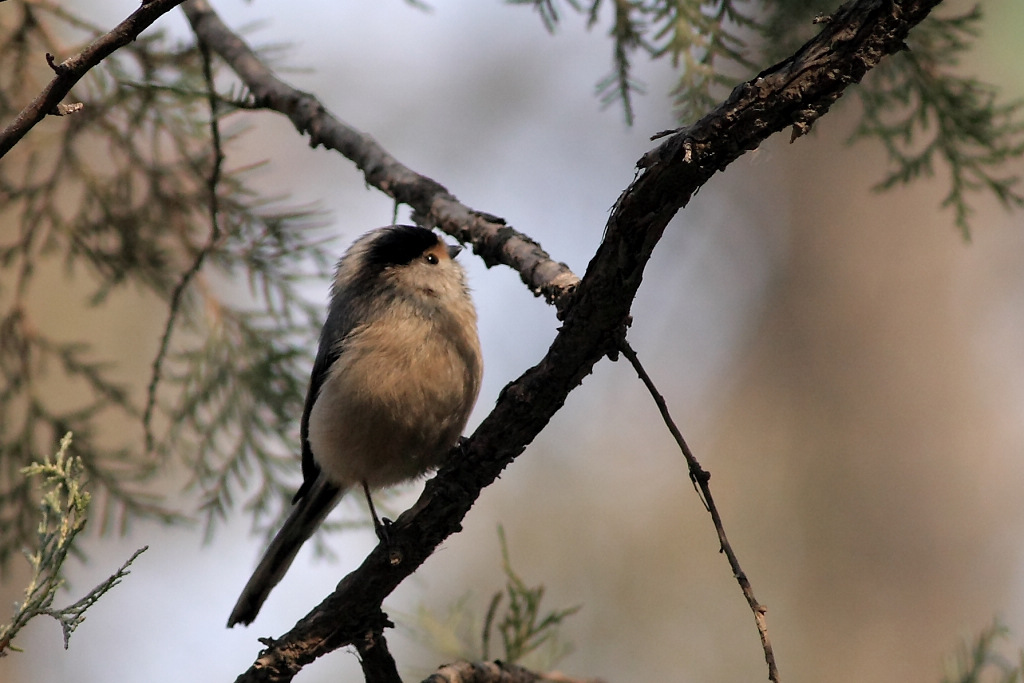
[306,311,480,490]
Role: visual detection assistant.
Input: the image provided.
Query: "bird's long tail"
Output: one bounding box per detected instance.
[227,477,345,627]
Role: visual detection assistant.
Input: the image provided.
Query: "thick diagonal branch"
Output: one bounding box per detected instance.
[225,1,942,682]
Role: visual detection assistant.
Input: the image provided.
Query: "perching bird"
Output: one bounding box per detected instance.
[227,225,483,627]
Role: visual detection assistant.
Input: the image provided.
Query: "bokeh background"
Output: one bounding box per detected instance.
[4,1,1024,682]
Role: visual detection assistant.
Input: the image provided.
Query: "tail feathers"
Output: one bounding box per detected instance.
[227,478,345,627]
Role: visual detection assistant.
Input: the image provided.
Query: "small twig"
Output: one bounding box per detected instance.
[616,337,780,683]
[142,35,225,453]
[47,545,149,649]
[45,52,68,75]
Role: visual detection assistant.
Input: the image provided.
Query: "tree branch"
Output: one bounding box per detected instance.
[0,0,188,158]
[181,0,579,311]
[210,1,943,681]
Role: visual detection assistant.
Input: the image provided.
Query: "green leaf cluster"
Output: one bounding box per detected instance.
[0,433,147,656]
[510,0,757,125]
[481,526,581,665]
[853,7,1024,239]
[412,527,580,671]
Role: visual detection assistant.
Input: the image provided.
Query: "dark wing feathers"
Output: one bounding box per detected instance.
[294,283,355,502]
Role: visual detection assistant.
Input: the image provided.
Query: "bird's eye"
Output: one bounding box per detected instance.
[425,253,439,265]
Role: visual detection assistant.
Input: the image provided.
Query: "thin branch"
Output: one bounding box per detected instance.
[142,34,226,453]
[224,2,943,681]
[616,338,778,683]
[0,0,188,158]
[180,0,579,311]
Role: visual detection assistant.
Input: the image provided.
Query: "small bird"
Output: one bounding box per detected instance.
[227,225,483,627]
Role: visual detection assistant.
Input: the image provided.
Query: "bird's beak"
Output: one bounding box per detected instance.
[447,244,463,259]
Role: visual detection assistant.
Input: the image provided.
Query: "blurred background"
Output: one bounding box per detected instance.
[3,1,1024,682]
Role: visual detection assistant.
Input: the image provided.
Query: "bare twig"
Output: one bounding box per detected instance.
[180,0,579,311]
[616,339,779,683]
[142,35,226,453]
[0,0,187,158]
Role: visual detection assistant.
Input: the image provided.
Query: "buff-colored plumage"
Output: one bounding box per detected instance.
[228,226,481,627]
